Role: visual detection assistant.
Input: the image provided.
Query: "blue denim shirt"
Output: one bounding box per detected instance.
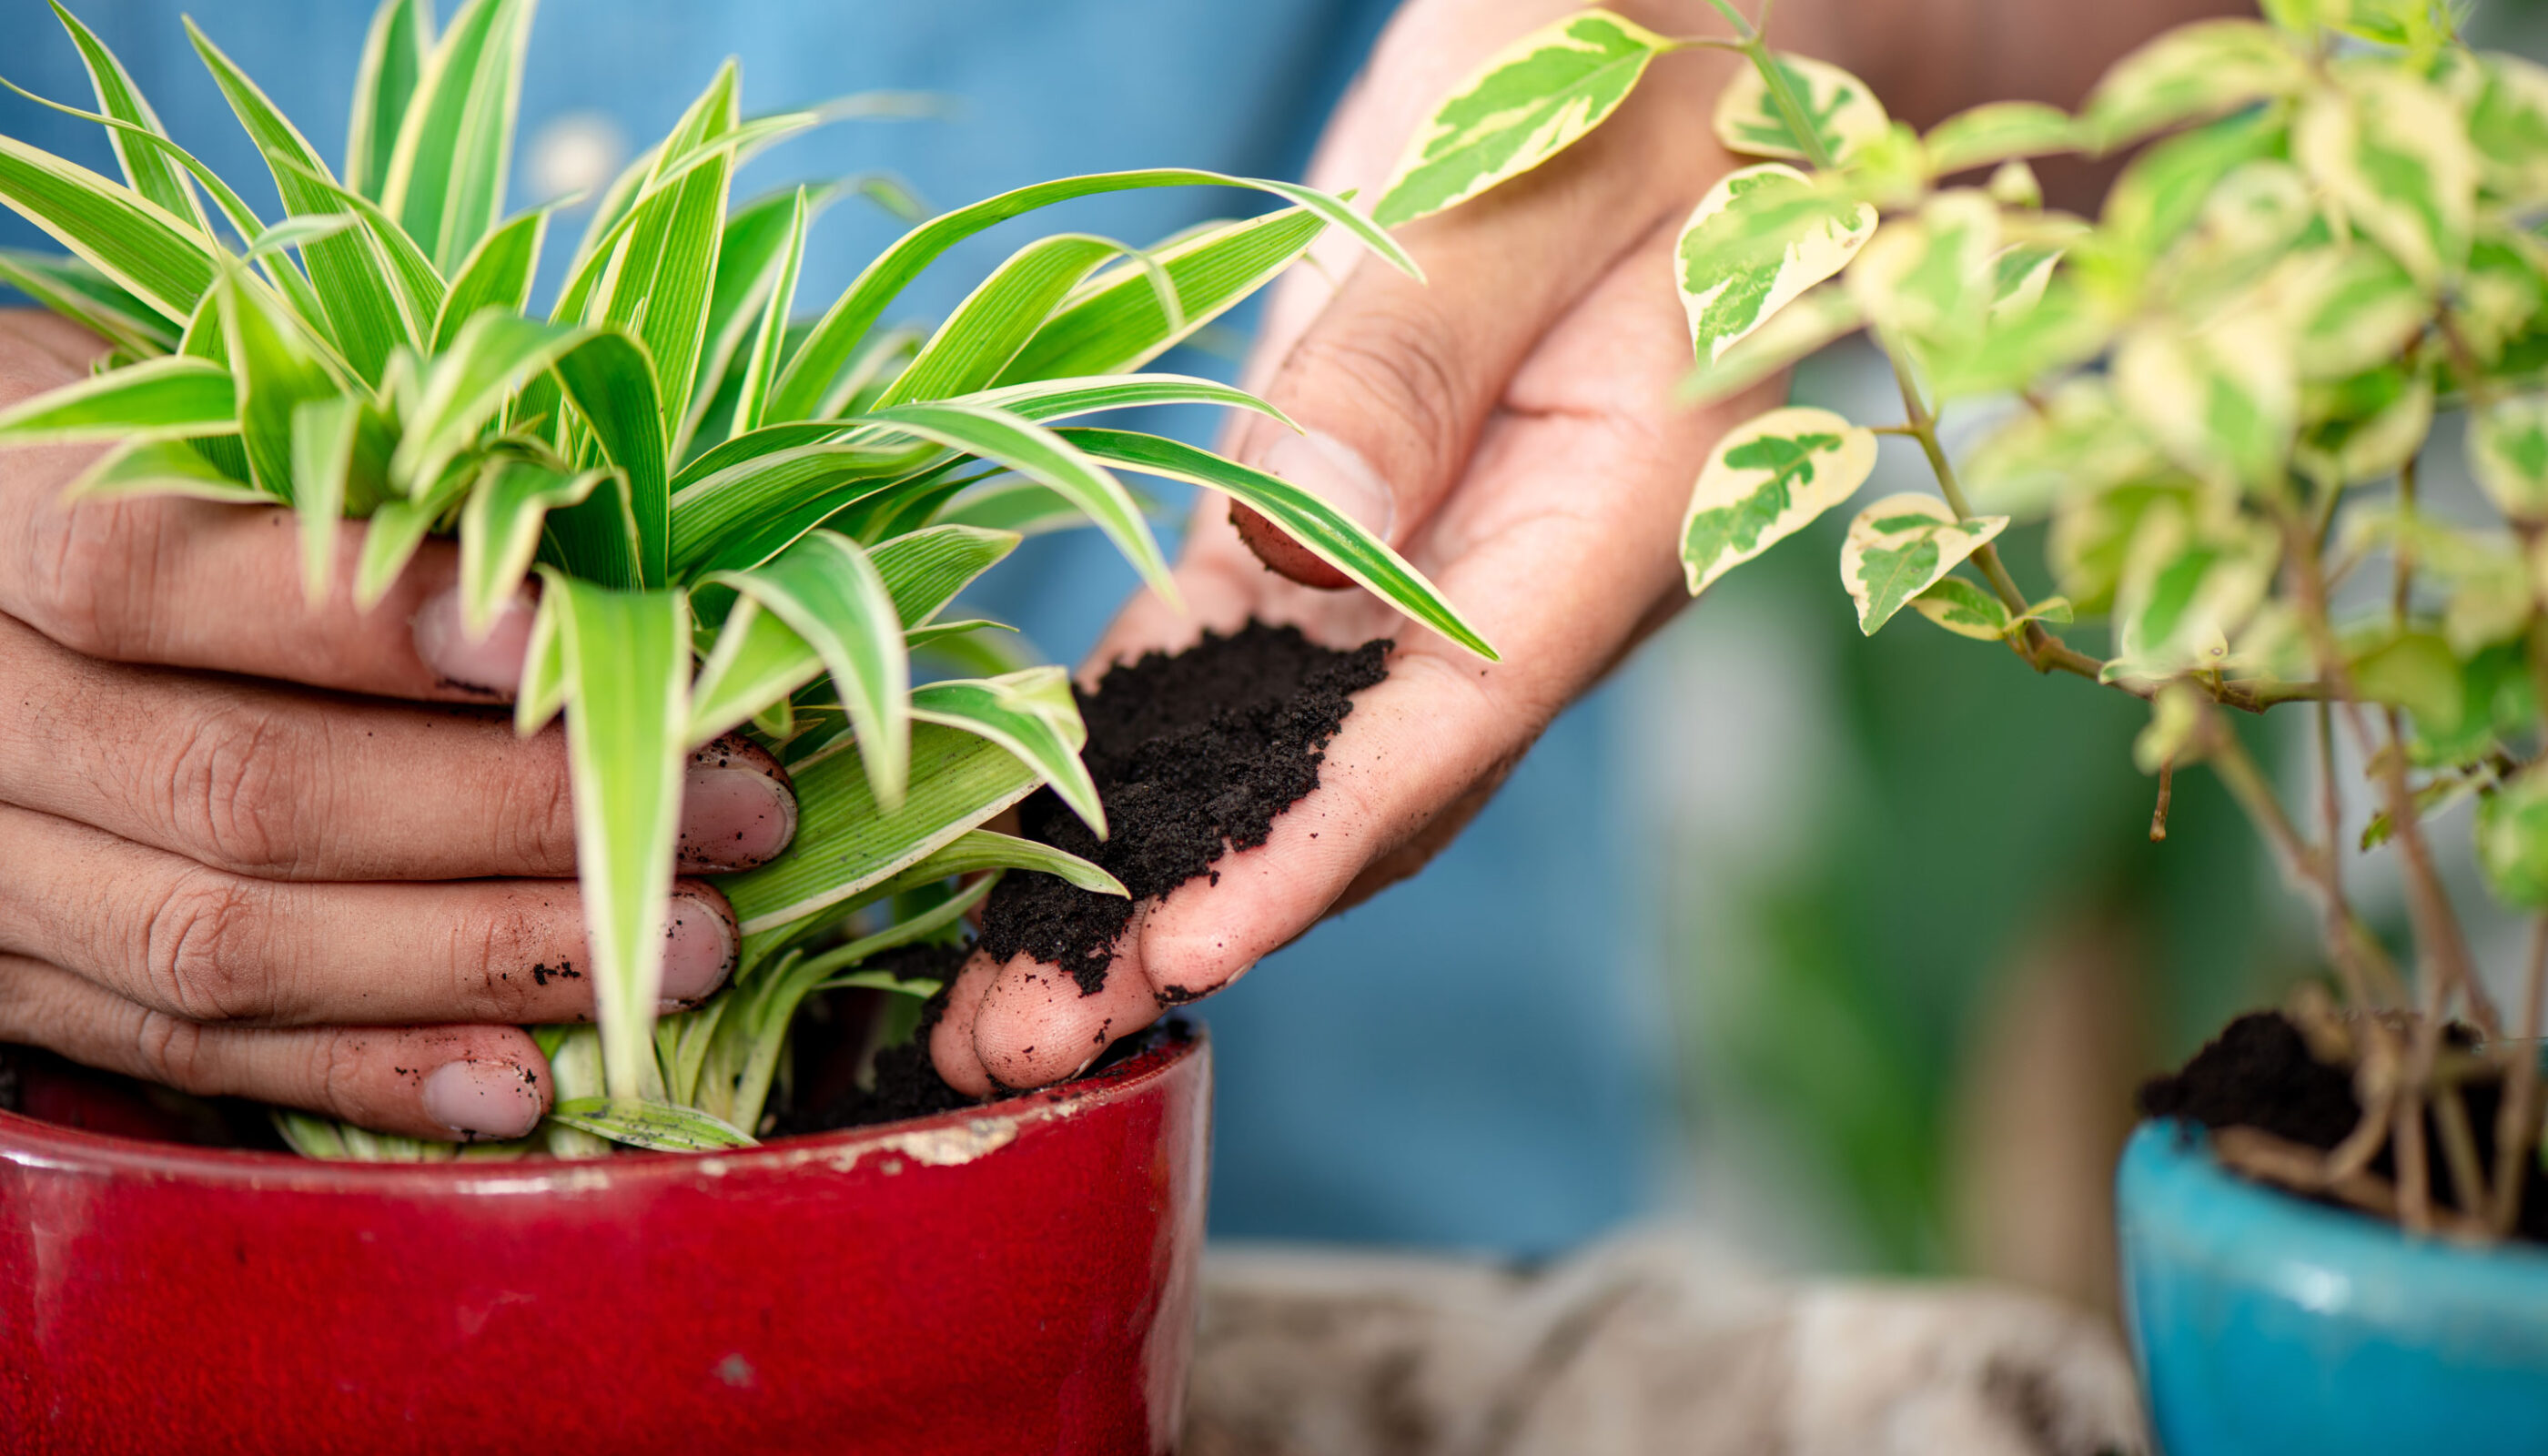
[0,0,1672,1254]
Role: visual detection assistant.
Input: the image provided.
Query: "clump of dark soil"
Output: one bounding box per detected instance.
[975,621,1390,994]
[2141,1010,2548,1243]
[776,942,976,1134]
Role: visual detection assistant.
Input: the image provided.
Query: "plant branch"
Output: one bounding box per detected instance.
[2491,917,2548,1236]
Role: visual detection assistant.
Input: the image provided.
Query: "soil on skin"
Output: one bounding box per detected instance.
[976,621,1391,994]
[2140,1010,2548,1243]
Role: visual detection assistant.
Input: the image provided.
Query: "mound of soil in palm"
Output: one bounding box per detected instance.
[2140,1010,2548,1243]
[974,621,1390,994]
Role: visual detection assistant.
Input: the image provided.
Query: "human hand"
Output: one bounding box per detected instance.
[933,0,1779,1094]
[0,312,796,1140]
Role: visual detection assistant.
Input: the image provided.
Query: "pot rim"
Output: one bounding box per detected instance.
[0,1023,1201,1192]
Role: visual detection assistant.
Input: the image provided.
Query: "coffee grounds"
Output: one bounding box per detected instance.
[2140,1010,2548,1243]
[975,621,1390,994]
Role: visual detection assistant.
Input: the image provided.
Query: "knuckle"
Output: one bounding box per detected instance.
[1284,305,1471,466]
[458,895,551,1020]
[18,500,167,662]
[309,1031,371,1120]
[493,750,579,872]
[161,706,318,876]
[130,1006,211,1092]
[143,871,275,1022]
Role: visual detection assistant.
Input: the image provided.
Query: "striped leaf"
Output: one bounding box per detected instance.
[668,440,928,579]
[384,0,537,272]
[869,523,1020,623]
[910,668,1104,834]
[1677,164,1875,369]
[768,169,1413,426]
[2113,314,2296,491]
[731,187,812,437]
[0,355,234,443]
[723,720,1045,940]
[1371,9,1673,228]
[1924,101,2080,176]
[346,0,432,202]
[2470,53,2548,209]
[699,184,815,439]
[187,20,415,379]
[857,402,1176,605]
[2110,506,2278,677]
[2470,391,2548,521]
[550,328,668,587]
[64,438,266,505]
[1680,406,1876,595]
[550,1097,755,1153]
[354,497,438,609]
[2082,20,2306,154]
[0,249,177,355]
[0,135,216,321]
[48,2,212,234]
[598,147,731,455]
[432,206,551,352]
[391,310,587,494]
[221,270,342,504]
[687,597,827,748]
[288,395,361,602]
[460,460,603,635]
[706,531,911,808]
[537,576,692,1097]
[1715,55,1889,167]
[971,371,1293,430]
[1839,493,2008,635]
[999,206,1327,382]
[869,828,1122,900]
[1059,426,1496,660]
[876,234,1125,409]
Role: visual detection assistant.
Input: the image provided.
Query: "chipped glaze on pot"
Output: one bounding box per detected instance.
[0,1028,1210,1456]
[2118,1119,2548,1455]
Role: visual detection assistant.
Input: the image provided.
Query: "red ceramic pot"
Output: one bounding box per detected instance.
[0,1027,1210,1456]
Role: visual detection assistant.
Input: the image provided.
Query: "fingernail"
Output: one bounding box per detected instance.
[661,889,738,1005]
[1254,430,1397,541]
[422,1060,544,1139]
[677,736,799,871]
[412,584,534,695]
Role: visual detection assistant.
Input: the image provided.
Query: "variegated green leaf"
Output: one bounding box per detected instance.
[0,355,234,443]
[999,206,1326,383]
[1678,283,1862,405]
[2290,244,2428,380]
[1909,576,2012,641]
[2471,391,2548,521]
[550,1097,756,1152]
[2110,504,2280,677]
[346,0,432,202]
[877,234,1126,408]
[2460,228,2548,363]
[729,187,811,437]
[63,438,265,505]
[909,667,1103,834]
[1679,406,1876,595]
[2469,52,2548,208]
[870,522,1022,624]
[48,1,213,235]
[1924,101,2079,176]
[1060,427,1495,660]
[723,721,1044,941]
[2081,20,2308,153]
[2112,313,2296,491]
[706,531,911,809]
[1962,379,2162,519]
[1714,54,1888,167]
[1370,8,1674,228]
[288,395,359,603]
[1845,190,1998,379]
[0,248,177,356]
[391,310,583,494]
[1676,164,1875,369]
[2296,365,2432,486]
[667,439,926,580]
[383,0,536,272]
[0,134,217,321]
[595,145,730,454]
[221,270,342,504]
[2293,68,2475,288]
[537,575,691,1097]
[432,206,550,352]
[550,328,668,588]
[1839,493,2009,635]
[686,597,825,748]
[460,460,602,635]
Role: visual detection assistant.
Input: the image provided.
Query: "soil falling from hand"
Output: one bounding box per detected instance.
[976,621,1391,994]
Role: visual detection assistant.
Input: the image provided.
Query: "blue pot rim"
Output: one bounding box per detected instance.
[2122,1119,2548,1333]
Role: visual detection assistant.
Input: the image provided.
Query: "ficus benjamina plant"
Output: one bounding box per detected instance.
[0,0,1494,1159]
[1376,0,2548,1241]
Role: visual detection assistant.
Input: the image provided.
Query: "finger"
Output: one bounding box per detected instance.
[0,804,740,1025]
[1222,20,1738,587]
[0,612,794,879]
[962,908,1184,1093]
[928,951,1003,1097]
[0,952,551,1140]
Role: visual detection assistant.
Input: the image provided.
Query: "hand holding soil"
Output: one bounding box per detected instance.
[0,311,798,1140]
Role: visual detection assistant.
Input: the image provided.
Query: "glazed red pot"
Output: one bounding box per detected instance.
[0,1027,1210,1456]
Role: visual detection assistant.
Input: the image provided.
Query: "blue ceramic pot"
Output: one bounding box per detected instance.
[2118,1120,2548,1454]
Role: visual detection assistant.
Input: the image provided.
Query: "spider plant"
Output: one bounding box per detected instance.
[1382,0,2548,1241]
[0,0,1492,1158]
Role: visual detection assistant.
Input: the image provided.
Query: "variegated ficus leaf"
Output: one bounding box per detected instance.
[1714,54,1888,167]
[1838,493,2007,635]
[2470,392,2548,521]
[1679,284,1862,405]
[2295,67,2474,291]
[1962,380,2163,520]
[1924,102,2079,176]
[1845,189,2000,389]
[1680,406,1876,594]
[2112,312,2297,492]
[1371,8,1675,228]
[2469,53,2548,208]
[2296,364,2432,487]
[2080,19,2308,154]
[2109,504,2280,678]
[1676,164,1875,369]
[1909,577,2011,641]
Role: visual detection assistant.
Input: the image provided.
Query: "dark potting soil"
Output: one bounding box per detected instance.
[2139,1010,2548,1243]
[975,621,1391,994]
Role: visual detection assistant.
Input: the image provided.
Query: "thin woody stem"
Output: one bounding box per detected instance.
[2491,918,2548,1236]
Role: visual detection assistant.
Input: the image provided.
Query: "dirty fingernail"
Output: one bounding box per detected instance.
[412,584,534,696]
[677,736,799,871]
[1254,430,1397,541]
[661,888,738,1005]
[422,1060,543,1139]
